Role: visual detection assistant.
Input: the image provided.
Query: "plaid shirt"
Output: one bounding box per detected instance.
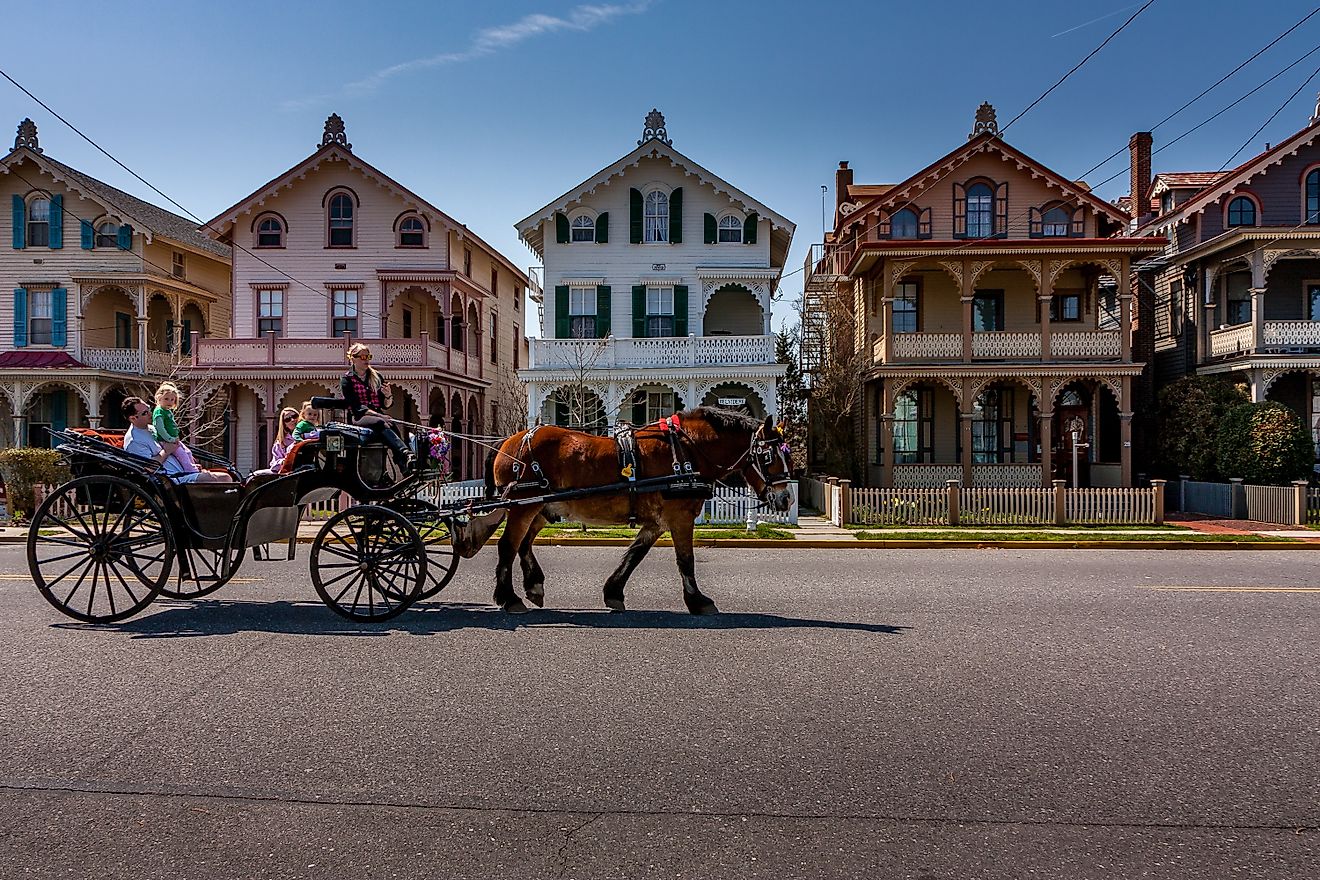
[341,370,387,419]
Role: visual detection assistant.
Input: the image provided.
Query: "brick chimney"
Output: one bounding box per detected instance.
[835,161,853,216]
[1129,132,1152,222]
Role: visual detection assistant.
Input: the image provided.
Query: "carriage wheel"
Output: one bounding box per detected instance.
[158,543,244,600]
[27,475,174,623]
[384,498,460,600]
[310,505,426,622]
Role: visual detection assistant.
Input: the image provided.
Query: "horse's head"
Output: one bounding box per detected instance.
[740,415,794,512]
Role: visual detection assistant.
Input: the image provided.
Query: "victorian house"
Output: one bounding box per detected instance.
[514,111,794,429]
[186,115,530,477]
[803,105,1163,488]
[0,119,232,448]
[1134,101,1320,456]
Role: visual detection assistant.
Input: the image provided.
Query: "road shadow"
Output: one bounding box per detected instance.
[52,599,909,640]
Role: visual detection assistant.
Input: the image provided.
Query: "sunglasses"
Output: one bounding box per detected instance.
[284,415,297,422]
[352,353,372,361]
[133,410,150,418]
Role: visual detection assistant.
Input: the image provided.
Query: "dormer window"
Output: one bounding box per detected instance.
[890,208,919,240]
[256,215,285,248]
[1041,206,1071,237]
[718,214,743,243]
[327,191,355,247]
[398,214,425,247]
[571,214,595,242]
[644,190,669,243]
[1227,195,1257,228]
[966,183,993,238]
[95,221,119,248]
[1305,168,1319,224]
[26,197,50,248]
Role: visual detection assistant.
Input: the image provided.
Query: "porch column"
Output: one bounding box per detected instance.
[1200,269,1216,366]
[880,381,895,488]
[1038,261,1052,363]
[1119,258,1132,362]
[87,379,101,430]
[1247,369,1267,403]
[960,385,974,488]
[13,414,27,447]
[1039,410,1053,487]
[961,261,974,363]
[881,267,894,363]
[1120,376,1134,486]
[136,316,148,373]
[1250,287,1266,351]
[686,379,698,410]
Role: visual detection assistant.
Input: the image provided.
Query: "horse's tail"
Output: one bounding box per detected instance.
[484,449,498,500]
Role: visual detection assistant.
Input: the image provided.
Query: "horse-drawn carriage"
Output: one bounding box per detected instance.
[27,403,794,624]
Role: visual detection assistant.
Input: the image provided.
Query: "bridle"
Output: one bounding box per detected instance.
[741,426,793,502]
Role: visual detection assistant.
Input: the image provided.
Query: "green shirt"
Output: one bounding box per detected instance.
[152,406,180,442]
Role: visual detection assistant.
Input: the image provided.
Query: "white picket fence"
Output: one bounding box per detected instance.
[850,487,949,526]
[961,487,1054,525]
[697,481,798,526]
[1066,487,1159,524]
[843,479,1166,526]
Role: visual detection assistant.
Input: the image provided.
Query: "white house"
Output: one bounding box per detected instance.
[514,111,794,428]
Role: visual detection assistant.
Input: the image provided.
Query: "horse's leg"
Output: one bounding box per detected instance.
[602,523,662,612]
[519,513,548,607]
[496,506,540,613]
[670,515,717,615]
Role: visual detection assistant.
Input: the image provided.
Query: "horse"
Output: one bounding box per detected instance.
[452,407,793,615]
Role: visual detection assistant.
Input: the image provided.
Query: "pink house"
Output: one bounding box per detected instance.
[186,115,530,476]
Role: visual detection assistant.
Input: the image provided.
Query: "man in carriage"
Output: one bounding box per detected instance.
[121,396,232,483]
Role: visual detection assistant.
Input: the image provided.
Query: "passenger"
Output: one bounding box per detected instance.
[152,382,200,475]
[340,342,412,474]
[269,407,300,472]
[292,400,321,442]
[122,396,232,483]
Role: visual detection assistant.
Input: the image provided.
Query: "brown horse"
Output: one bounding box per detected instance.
[453,407,793,614]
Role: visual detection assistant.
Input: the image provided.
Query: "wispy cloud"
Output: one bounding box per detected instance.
[285,3,651,110]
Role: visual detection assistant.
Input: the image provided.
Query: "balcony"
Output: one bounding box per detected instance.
[1209,321,1320,359]
[527,334,775,370]
[192,336,454,370]
[874,330,1122,363]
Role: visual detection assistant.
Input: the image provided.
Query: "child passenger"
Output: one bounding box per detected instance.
[292,400,321,442]
[152,382,199,474]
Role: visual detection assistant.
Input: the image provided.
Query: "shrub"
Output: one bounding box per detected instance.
[1215,402,1314,486]
[1156,376,1248,480]
[0,447,71,521]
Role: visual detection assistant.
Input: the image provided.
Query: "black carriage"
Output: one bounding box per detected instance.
[26,401,463,624]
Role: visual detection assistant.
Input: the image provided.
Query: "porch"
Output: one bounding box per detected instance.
[527,334,776,370]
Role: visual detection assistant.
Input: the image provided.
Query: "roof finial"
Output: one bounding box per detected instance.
[1312,91,1320,123]
[639,109,671,146]
[321,113,351,150]
[970,102,999,139]
[14,118,40,153]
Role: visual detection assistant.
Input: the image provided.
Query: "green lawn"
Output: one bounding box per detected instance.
[853,529,1286,543]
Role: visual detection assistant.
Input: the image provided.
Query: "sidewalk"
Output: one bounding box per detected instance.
[791,514,854,541]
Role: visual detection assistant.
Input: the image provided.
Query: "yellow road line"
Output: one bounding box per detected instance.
[1145,586,1320,593]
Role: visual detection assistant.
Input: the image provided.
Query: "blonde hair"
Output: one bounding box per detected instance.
[299,400,319,423]
[154,382,182,409]
[276,407,300,445]
[346,342,382,390]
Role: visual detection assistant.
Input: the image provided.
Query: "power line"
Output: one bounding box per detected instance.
[1219,63,1320,170]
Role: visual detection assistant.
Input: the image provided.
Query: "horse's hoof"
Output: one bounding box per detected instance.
[604,597,626,612]
[525,589,545,608]
[687,601,718,616]
[501,598,529,614]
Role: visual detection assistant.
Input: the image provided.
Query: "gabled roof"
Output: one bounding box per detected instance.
[842,131,1133,227]
[0,147,231,259]
[514,137,795,262]
[1151,171,1222,193]
[1150,115,1320,232]
[205,142,528,282]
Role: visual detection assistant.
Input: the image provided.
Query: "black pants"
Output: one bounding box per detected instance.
[363,421,409,462]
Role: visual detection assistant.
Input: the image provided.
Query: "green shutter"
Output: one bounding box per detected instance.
[116,224,132,250]
[49,195,63,249]
[669,187,683,243]
[555,213,570,244]
[704,213,717,244]
[12,192,24,248]
[13,288,27,347]
[554,285,570,338]
[51,288,67,347]
[595,212,608,244]
[629,189,643,243]
[743,212,758,244]
[632,285,647,337]
[595,285,611,338]
[50,390,67,436]
[181,319,192,355]
[632,396,647,425]
[80,219,94,249]
[673,285,688,337]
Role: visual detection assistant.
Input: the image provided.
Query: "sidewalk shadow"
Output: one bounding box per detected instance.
[53,599,908,640]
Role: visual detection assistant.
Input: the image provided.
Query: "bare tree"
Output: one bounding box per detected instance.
[486,363,530,437]
[802,285,869,480]
[546,337,609,432]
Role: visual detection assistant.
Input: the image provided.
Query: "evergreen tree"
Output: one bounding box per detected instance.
[775,326,809,470]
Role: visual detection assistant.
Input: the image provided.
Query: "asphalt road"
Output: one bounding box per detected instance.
[0,543,1317,880]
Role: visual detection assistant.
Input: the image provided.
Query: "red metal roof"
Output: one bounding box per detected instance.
[0,351,86,368]
[1155,172,1222,188]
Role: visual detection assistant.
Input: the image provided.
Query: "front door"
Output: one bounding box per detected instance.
[1054,406,1091,487]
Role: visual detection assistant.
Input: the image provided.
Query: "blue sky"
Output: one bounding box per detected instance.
[5,0,1320,331]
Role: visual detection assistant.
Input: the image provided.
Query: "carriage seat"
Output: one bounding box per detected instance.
[71,427,125,448]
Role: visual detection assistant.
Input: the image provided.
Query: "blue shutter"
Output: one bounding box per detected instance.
[80,219,94,249]
[13,288,28,347]
[49,195,63,248]
[12,195,25,249]
[116,224,132,250]
[51,288,67,347]
[181,319,192,355]
[50,390,68,435]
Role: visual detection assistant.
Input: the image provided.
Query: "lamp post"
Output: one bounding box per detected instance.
[1067,417,1089,489]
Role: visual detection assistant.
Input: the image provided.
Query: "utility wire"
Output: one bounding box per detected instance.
[1219,63,1320,170]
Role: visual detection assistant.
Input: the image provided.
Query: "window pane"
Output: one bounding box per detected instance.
[966,184,993,238]
[1042,207,1070,236]
[569,287,595,315]
[1309,286,1320,322]
[891,209,918,239]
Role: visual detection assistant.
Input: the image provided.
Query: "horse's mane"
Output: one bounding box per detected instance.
[680,406,762,434]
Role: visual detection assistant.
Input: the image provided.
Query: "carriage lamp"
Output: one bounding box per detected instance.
[324,434,344,454]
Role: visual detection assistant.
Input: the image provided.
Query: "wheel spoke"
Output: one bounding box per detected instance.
[106,560,141,607]
[101,562,118,617]
[320,567,361,591]
[43,513,94,543]
[47,554,94,592]
[85,561,101,617]
[34,547,89,565]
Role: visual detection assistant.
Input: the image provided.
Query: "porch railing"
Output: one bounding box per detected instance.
[82,348,143,373]
[1263,320,1320,348]
[893,463,1043,488]
[972,331,1041,359]
[890,333,962,360]
[1052,330,1121,358]
[1209,324,1254,357]
[528,334,775,369]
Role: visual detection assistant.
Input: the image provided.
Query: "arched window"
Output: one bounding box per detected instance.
[451,313,464,352]
[718,214,743,243]
[890,208,918,239]
[571,214,595,242]
[1227,196,1257,227]
[1041,206,1071,237]
[398,215,425,247]
[255,215,285,248]
[26,197,50,247]
[644,190,668,243]
[95,221,119,249]
[1305,169,1320,224]
[327,192,354,246]
[966,183,993,238]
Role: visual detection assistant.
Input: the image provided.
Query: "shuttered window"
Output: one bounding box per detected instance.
[26,198,50,248]
[569,287,597,339]
[718,214,742,242]
[966,184,993,238]
[644,191,668,243]
[28,288,52,345]
[571,215,595,242]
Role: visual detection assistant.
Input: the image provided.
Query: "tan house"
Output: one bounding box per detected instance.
[0,118,232,447]
[186,115,531,477]
[803,105,1164,488]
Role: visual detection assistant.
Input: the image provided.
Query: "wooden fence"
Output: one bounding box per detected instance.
[841,479,1166,526]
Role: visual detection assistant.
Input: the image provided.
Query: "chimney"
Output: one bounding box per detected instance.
[835,161,853,216]
[1129,132,1152,222]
